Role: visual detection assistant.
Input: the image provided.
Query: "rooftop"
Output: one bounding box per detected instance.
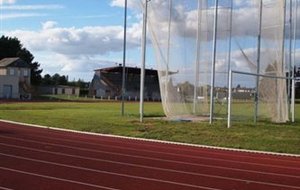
[95,66,158,75]
[0,57,30,68]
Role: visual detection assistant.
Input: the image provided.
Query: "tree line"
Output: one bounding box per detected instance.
[0,35,42,85]
[41,73,88,88]
[0,35,87,88]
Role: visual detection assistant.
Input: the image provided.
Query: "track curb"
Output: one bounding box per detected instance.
[1,119,299,158]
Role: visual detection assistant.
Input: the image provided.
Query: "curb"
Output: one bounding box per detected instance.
[0,119,299,158]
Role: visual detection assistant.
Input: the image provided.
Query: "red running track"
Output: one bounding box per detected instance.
[0,121,299,190]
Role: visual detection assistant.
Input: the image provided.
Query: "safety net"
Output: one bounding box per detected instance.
[139,0,290,122]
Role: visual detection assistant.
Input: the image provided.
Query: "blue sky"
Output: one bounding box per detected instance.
[0,0,299,84]
[0,0,145,81]
[2,1,125,28]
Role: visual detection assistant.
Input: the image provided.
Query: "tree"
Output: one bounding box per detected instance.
[41,74,52,85]
[41,73,68,86]
[0,35,43,85]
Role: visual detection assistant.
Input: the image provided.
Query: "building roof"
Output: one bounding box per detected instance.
[0,57,30,68]
[95,66,158,75]
[40,85,80,89]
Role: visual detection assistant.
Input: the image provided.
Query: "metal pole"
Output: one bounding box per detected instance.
[292,0,298,122]
[226,0,233,113]
[164,0,172,115]
[140,0,149,122]
[281,0,287,121]
[231,70,293,80]
[292,78,295,122]
[209,0,219,124]
[193,0,202,114]
[255,0,263,124]
[227,70,232,128]
[288,0,293,119]
[121,0,128,116]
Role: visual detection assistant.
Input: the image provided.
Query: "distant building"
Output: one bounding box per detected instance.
[89,66,161,101]
[0,57,31,99]
[38,85,80,96]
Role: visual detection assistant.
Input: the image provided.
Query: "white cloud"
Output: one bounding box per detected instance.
[110,0,139,9]
[0,4,64,20]
[8,23,141,56]
[0,0,16,5]
[42,21,58,30]
[5,21,142,80]
[1,13,45,20]
[145,0,297,41]
[1,4,64,10]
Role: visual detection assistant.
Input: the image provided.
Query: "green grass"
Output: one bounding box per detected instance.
[0,101,299,154]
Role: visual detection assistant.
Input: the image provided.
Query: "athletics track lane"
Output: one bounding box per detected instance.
[0,121,299,190]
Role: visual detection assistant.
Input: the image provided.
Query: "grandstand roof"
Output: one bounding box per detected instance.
[95,66,158,75]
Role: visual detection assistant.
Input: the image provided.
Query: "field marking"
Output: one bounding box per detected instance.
[1,141,299,186]
[6,123,298,164]
[1,150,300,190]
[0,153,221,190]
[1,119,299,158]
[1,132,299,172]
[0,187,14,190]
[0,166,119,190]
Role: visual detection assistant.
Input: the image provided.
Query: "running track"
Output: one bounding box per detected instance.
[0,121,299,190]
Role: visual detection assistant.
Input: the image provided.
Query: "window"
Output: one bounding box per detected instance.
[24,69,29,77]
[0,69,5,75]
[9,68,15,76]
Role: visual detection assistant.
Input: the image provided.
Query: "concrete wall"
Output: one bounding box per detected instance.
[39,86,80,96]
[0,75,19,99]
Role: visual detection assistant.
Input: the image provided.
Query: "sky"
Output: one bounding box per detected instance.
[0,0,299,85]
[0,0,145,81]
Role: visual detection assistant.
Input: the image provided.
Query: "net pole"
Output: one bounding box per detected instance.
[226,0,233,113]
[121,0,128,116]
[292,78,295,122]
[140,0,149,122]
[288,0,293,119]
[255,0,263,124]
[193,0,202,114]
[165,0,172,115]
[292,0,298,122]
[209,0,219,124]
[281,0,287,120]
[227,69,232,128]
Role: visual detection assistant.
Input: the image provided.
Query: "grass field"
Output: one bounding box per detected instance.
[0,100,299,154]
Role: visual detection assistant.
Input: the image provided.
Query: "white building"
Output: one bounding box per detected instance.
[0,57,31,99]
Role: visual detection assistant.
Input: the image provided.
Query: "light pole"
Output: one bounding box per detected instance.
[140,0,151,122]
[121,0,127,116]
[209,0,219,124]
[254,0,263,124]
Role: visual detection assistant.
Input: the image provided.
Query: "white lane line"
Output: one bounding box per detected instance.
[0,166,119,190]
[1,119,299,158]
[0,153,220,190]
[8,124,299,164]
[1,142,299,181]
[1,134,299,172]
[0,151,300,190]
[0,187,14,190]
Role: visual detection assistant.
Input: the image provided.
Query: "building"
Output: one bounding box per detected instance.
[0,57,31,99]
[89,65,161,101]
[38,85,80,96]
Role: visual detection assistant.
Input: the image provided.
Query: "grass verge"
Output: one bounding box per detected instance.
[0,101,299,154]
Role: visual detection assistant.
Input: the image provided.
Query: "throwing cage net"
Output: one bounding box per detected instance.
[140,0,292,123]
